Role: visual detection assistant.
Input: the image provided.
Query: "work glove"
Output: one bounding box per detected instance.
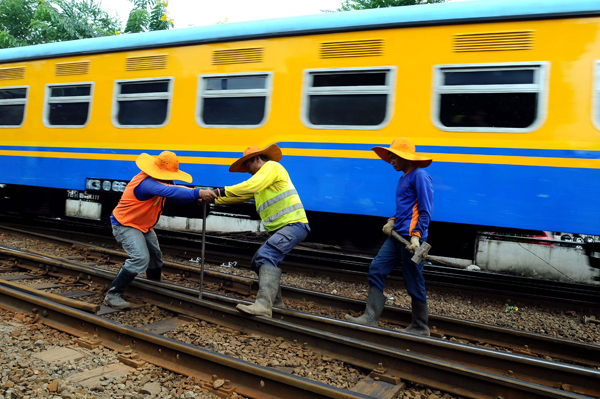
[382,218,395,236]
[406,235,420,253]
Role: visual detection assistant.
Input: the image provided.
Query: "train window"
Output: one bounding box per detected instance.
[44,83,93,127]
[593,61,600,132]
[433,63,548,132]
[113,78,173,127]
[301,67,395,129]
[0,87,28,127]
[197,73,272,128]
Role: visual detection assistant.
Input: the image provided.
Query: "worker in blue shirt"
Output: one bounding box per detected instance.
[346,137,433,336]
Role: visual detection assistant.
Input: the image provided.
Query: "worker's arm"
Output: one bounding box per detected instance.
[214,189,253,205]
[134,177,200,204]
[214,162,280,205]
[411,171,433,238]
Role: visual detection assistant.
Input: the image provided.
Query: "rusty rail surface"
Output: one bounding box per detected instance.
[0,278,100,313]
[0,284,375,399]
[0,246,598,398]
[1,223,599,313]
[7,221,600,310]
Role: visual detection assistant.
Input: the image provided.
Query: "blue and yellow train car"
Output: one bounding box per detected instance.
[0,0,598,249]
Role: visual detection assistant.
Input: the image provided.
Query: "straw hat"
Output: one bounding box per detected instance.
[229,144,282,173]
[136,151,193,183]
[372,137,432,168]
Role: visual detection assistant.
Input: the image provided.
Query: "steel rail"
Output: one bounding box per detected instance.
[155,228,600,301]
[1,235,598,369]
[0,284,374,399]
[2,223,598,312]
[0,226,253,295]
[1,247,598,398]
[0,278,100,313]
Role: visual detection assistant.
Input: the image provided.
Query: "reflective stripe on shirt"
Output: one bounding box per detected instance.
[263,202,305,225]
[257,189,298,214]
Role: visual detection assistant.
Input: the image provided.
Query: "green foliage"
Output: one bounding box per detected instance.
[148,0,173,31]
[0,0,172,48]
[128,0,155,9]
[329,0,445,12]
[0,0,37,42]
[126,0,172,33]
[0,0,121,48]
[124,8,149,33]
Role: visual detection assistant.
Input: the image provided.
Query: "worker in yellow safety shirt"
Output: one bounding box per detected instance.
[199,144,310,317]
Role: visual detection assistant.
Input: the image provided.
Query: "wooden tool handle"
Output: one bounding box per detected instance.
[390,230,410,246]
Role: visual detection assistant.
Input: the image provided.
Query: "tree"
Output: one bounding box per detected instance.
[328,0,445,12]
[0,0,121,48]
[125,0,173,34]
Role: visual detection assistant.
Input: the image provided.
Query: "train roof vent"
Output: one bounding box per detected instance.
[454,30,534,52]
[320,39,384,59]
[55,61,90,76]
[0,67,25,80]
[125,55,168,71]
[212,48,264,65]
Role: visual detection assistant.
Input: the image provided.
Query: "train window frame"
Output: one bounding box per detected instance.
[432,62,549,133]
[196,72,273,129]
[112,77,174,128]
[592,61,600,132]
[0,85,28,128]
[43,83,94,128]
[300,66,396,130]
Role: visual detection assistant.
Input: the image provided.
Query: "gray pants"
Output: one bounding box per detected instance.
[112,224,163,275]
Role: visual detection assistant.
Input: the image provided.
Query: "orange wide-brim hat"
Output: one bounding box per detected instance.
[372,137,432,168]
[136,151,193,183]
[229,144,283,173]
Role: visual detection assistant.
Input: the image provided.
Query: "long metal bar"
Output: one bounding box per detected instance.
[0,285,372,399]
[199,201,206,300]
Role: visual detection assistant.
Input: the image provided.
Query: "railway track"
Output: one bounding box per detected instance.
[2,220,598,313]
[0,223,599,368]
[0,244,599,398]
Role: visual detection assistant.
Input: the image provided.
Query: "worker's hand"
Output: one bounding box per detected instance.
[406,235,420,253]
[199,189,217,202]
[382,218,395,236]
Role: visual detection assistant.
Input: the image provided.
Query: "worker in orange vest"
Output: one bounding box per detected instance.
[105,151,201,309]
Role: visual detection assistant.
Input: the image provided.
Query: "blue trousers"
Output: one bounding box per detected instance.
[251,222,310,273]
[368,236,427,304]
[112,224,163,275]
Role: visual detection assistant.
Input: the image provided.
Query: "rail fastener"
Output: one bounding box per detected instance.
[202,375,237,398]
[118,346,147,368]
[75,332,102,349]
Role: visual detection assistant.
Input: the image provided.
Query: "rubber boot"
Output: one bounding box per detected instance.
[402,300,430,337]
[273,286,284,308]
[104,268,137,309]
[345,286,386,327]
[236,264,281,317]
[146,267,161,282]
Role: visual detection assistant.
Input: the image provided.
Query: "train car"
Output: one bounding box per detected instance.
[0,0,599,257]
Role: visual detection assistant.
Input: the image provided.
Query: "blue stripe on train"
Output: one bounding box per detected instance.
[2,143,599,159]
[1,155,598,235]
[277,142,600,159]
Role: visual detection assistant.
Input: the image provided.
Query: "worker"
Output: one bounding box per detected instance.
[345,137,433,336]
[198,144,309,317]
[105,151,202,309]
